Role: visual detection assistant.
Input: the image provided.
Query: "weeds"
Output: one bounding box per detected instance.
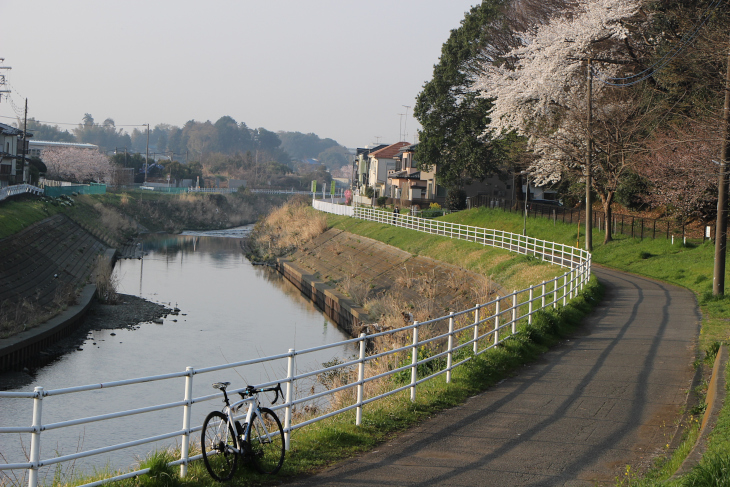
[246,198,328,262]
[93,255,119,304]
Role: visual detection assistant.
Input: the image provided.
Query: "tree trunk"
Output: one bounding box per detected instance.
[601,192,614,244]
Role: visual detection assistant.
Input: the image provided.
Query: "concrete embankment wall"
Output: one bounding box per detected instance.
[276,257,367,336]
[0,215,114,371]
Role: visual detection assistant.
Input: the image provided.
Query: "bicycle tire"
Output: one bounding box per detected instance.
[247,407,285,474]
[201,411,239,481]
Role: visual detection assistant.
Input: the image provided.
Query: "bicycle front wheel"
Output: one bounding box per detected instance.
[247,407,285,474]
[201,411,239,481]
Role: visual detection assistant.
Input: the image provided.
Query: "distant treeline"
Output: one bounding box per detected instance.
[21,114,351,172]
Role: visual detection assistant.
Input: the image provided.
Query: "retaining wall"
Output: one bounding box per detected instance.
[276,257,366,336]
[0,284,96,371]
[0,211,115,371]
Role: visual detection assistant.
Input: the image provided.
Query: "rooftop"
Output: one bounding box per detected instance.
[369,142,410,160]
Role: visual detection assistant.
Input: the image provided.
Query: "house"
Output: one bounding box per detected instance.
[387,143,444,206]
[352,144,387,194]
[366,142,410,198]
[0,122,30,188]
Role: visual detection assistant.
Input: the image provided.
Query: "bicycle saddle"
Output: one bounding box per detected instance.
[212,382,231,390]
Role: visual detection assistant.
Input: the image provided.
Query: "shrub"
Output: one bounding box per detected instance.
[445,188,467,210]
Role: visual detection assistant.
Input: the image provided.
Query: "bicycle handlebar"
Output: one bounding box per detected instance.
[237,383,283,404]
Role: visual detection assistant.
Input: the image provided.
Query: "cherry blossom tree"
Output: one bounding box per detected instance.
[472,0,647,244]
[43,147,113,183]
[637,124,720,224]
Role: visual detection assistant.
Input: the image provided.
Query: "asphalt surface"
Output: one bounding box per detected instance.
[286,266,700,486]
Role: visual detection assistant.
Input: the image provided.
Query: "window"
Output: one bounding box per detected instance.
[0,164,11,175]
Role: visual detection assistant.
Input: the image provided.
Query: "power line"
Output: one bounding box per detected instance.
[0,113,146,128]
[594,0,723,87]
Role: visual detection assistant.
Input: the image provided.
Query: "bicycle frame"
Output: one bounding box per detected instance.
[217,385,280,455]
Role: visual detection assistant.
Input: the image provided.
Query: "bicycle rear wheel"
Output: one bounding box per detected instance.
[201,411,239,481]
[247,407,285,474]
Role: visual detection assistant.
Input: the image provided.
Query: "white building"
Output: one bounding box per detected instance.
[27,140,98,158]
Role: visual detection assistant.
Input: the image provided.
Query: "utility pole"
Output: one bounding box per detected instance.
[402,105,411,142]
[0,59,11,104]
[570,53,631,251]
[21,98,27,184]
[145,124,150,183]
[585,58,593,252]
[713,45,730,295]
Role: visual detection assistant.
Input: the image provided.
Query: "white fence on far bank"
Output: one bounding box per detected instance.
[0,200,591,487]
[313,198,353,216]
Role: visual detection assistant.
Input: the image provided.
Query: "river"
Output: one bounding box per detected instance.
[0,226,353,478]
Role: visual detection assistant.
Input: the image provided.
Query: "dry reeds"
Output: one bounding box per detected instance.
[93,255,119,304]
[342,276,372,306]
[93,203,136,246]
[247,200,328,261]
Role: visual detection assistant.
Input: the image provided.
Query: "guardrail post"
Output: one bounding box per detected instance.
[563,275,568,307]
[494,299,500,345]
[572,269,577,298]
[179,367,194,477]
[541,281,546,310]
[473,304,480,354]
[284,349,294,451]
[355,333,366,426]
[410,322,419,402]
[28,386,43,487]
[511,292,518,333]
[446,313,454,383]
[553,279,558,309]
[528,286,534,325]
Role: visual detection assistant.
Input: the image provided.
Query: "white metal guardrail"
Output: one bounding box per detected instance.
[0,184,43,202]
[0,201,591,487]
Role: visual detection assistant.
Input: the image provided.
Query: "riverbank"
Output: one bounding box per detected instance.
[0,294,171,390]
[277,228,509,337]
[0,190,296,363]
[0,190,299,242]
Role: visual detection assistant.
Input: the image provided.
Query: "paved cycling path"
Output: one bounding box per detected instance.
[287,265,700,486]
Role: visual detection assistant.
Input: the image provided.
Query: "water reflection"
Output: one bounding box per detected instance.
[0,225,352,475]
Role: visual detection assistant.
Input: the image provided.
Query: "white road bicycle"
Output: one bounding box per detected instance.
[201,382,285,481]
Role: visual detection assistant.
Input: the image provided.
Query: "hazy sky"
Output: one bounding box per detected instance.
[0,1,479,149]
